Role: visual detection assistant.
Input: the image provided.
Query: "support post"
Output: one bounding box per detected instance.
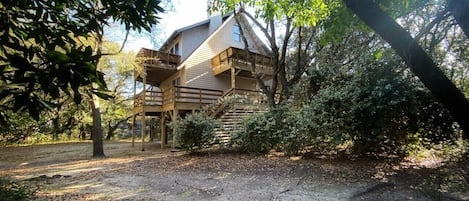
[141,67,147,151]
[231,65,236,89]
[131,114,136,147]
[132,71,137,147]
[172,109,178,149]
[160,112,166,149]
[141,113,145,151]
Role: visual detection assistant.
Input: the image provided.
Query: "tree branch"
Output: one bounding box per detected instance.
[344,0,469,138]
[447,0,469,39]
[415,9,450,41]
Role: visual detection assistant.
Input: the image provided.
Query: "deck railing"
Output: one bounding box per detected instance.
[207,88,268,117]
[211,47,274,75]
[222,88,265,103]
[134,86,223,108]
[136,48,181,68]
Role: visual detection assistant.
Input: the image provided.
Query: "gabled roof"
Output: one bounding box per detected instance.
[158,12,233,52]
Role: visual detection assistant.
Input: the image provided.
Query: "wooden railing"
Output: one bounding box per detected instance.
[134,86,223,108]
[211,47,274,75]
[222,88,265,103]
[135,90,163,106]
[136,48,181,68]
[208,88,267,117]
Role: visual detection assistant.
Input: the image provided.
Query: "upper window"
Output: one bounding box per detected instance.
[174,43,180,55]
[233,24,240,42]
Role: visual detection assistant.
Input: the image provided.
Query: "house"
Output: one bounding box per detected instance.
[131,11,274,150]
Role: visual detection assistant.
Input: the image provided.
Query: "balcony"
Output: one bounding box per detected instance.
[211,47,273,77]
[134,86,224,113]
[135,48,181,86]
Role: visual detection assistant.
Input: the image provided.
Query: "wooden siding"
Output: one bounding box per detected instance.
[179,25,209,61]
[183,15,265,92]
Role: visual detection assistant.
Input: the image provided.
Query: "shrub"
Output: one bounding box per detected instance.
[306,64,456,156]
[0,177,36,201]
[170,113,219,153]
[231,110,282,154]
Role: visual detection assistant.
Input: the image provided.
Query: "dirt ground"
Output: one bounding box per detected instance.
[0,141,467,201]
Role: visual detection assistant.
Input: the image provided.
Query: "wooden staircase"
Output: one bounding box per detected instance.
[214,104,267,145]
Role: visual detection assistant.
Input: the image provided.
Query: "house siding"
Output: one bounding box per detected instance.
[180,24,209,61]
[182,15,264,92]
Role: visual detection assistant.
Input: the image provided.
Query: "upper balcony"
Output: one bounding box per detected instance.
[135,48,181,86]
[211,47,274,78]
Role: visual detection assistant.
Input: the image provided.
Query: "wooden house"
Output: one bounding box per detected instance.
[132,11,273,150]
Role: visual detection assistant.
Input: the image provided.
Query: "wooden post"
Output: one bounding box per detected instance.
[132,73,137,147]
[141,113,145,151]
[131,114,136,147]
[149,117,153,141]
[172,109,178,149]
[231,66,236,89]
[160,112,166,149]
[141,67,146,151]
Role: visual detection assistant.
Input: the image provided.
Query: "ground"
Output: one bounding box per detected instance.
[0,141,467,201]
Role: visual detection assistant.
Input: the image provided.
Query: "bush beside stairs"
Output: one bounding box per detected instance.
[214,104,267,145]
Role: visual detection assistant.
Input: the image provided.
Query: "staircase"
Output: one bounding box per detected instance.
[214,104,267,145]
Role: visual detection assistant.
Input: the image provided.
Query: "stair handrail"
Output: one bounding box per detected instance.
[208,87,261,117]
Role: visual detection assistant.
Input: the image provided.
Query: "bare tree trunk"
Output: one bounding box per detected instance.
[90,95,105,157]
[344,0,469,139]
[90,0,106,157]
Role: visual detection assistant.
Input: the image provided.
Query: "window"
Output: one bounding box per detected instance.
[233,24,240,42]
[174,43,180,55]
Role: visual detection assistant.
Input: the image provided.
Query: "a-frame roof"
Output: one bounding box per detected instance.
[158,12,233,52]
[176,12,271,69]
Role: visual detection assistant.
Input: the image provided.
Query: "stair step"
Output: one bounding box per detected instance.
[211,102,267,146]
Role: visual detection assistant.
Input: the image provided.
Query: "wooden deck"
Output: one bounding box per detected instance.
[211,47,274,76]
[135,48,181,86]
[133,86,224,114]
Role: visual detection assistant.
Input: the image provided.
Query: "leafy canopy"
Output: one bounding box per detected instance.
[210,0,337,26]
[0,0,164,122]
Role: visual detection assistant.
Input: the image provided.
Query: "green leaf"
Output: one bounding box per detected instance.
[92,90,114,100]
[373,49,383,60]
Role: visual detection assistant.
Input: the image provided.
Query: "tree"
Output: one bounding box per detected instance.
[0,0,164,156]
[343,0,469,139]
[99,43,135,140]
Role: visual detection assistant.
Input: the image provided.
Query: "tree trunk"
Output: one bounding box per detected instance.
[344,0,469,139]
[106,122,113,140]
[52,117,60,141]
[106,116,132,140]
[90,96,105,157]
[447,0,469,39]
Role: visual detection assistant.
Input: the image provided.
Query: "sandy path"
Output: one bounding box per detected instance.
[0,141,465,201]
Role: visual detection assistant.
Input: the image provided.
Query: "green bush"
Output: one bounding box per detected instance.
[0,177,36,201]
[306,64,456,156]
[231,110,282,154]
[170,113,219,153]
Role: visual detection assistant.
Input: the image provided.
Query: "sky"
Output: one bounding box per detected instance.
[120,0,209,52]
